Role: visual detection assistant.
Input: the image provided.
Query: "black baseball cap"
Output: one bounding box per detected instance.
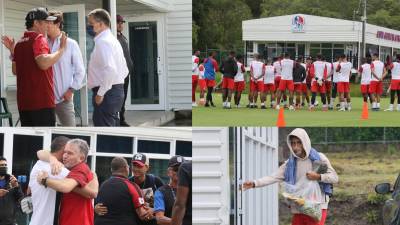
[168,155,185,167]
[132,153,149,168]
[25,7,57,22]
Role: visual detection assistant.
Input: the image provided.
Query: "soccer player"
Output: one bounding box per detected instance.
[358,57,372,105]
[261,58,276,109]
[234,55,246,108]
[309,54,328,111]
[249,53,265,108]
[198,62,206,105]
[276,53,295,110]
[220,51,238,109]
[323,57,334,110]
[336,54,353,111]
[192,50,200,107]
[385,54,400,111]
[203,51,219,107]
[370,53,387,111]
[293,56,307,109]
[331,55,341,109]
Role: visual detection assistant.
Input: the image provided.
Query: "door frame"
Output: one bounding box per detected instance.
[123,13,167,111]
[50,4,89,125]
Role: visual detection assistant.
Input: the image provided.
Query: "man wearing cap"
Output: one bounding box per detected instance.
[171,160,192,225]
[95,153,164,225]
[1,7,67,126]
[154,156,185,225]
[94,157,153,225]
[116,15,133,127]
[46,11,85,126]
[87,9,129,126]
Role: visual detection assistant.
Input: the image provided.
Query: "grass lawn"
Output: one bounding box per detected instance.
[193,93,400,126]
[326,149,400,196]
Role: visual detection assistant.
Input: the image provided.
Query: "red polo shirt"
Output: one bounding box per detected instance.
[59,162,94,225]
[13,31,55,111]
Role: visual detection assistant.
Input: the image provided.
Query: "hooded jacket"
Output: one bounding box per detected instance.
[253,128,339,212]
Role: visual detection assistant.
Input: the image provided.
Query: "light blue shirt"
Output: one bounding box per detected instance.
[48,35,85,104]
[154,189,165,213]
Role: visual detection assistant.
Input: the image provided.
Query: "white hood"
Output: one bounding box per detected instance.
[286,128,312,160]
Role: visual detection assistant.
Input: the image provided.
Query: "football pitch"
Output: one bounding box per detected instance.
[192,93,400,126]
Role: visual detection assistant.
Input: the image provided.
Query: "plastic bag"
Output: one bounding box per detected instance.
[282,176,324,221]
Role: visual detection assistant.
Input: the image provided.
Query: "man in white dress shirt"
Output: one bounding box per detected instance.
[47,11,85,126]
[87,9,129,126]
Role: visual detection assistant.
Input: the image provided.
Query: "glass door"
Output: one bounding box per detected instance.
[125,15,165,110]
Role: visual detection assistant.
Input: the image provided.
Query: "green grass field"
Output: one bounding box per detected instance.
[193,93,400,126]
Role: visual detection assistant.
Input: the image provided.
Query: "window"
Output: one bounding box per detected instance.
[176,141,192,157]
[51,133,91,146]
[137,140,170,154]
[366,44,378,57]
[97,135,133,154]
[95,156,131,185]
[149,159,169,184]
[12,134,43,180]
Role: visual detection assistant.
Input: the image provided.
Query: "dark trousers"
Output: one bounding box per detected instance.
[120,75,130,123]
[92,84,124,126]
[19,108,55,126]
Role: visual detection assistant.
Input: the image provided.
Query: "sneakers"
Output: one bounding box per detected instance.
[261,105,267,109]
[192,102,198,107]
[339,107,346,111]
[289,105,295,111]
[275,105,280,110]
[385,105,394,111]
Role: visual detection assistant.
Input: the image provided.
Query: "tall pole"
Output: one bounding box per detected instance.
[361,0,367,58]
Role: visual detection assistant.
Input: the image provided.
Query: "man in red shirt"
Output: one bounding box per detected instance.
[36,139,98,225]
[1,7,67,126]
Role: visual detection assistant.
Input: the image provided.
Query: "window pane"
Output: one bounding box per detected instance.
[334,44,344,48]
[51,133,91,146]
[310,43,320,48]
[310,48,320,57]
[322,49,333,62]
[12,134,43,179]
[176,141,192,157]
[286,43,295,48]
[321,43,332,48]
[138,140,170,154]
[95,156,131,185]
[149,159,169,184]
[97,135,133,154]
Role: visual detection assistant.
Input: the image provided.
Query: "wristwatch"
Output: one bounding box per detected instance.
[252,182,255,188]
[41,177,48,188]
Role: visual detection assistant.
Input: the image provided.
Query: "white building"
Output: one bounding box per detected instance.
[243,14,400,68]
[0,0,191,125]
[193,127,279,225]
[0,126,192,225]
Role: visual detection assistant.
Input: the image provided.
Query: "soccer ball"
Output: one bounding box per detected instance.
[199,98,206,106]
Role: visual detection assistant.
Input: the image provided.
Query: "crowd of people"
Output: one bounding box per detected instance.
[0,137,192,225]
[1,7,134,126]
[192,50,400,112]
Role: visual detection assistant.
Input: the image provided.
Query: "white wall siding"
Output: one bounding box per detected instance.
[165,0,191,110]
[193,127,279,225]
[193,128,230,225]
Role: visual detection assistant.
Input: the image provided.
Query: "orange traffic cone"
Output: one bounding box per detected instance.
[361,102,368,120]
[276,107,286,127]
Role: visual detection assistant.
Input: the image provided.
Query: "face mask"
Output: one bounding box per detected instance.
[87,25,96,37]
[0,166,8,176]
